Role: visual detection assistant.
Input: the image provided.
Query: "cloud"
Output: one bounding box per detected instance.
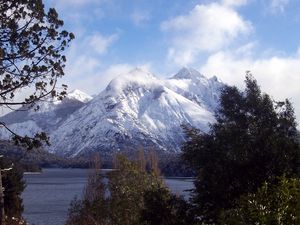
[63,32,119,78]
[63,63,152,95]
[269,0,290,14]
[130,10,150,26]
[60,28,150,95]
[221,0,248,7]
[47,0,103,9]
[46,0,105,22]
[56,30,120,94]
[161,2,252,66]
[87,33,119,55]
[71,64,133,94]
[200,48,300,120]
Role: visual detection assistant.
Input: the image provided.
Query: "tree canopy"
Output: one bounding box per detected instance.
[66,154,193,225]
[0,0,74,148]
[183,73,300,223]
[222,176,300,225]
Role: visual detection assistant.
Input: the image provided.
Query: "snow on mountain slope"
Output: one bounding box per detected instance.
[0,68,223,157]
[49,68,220,157]
[0,90,92,139]
[164,67,223,111]
[26,89,93,115]
[67,89,93,103]
[0,120,42,140]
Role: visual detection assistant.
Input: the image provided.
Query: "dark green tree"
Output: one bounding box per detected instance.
[0,0,74,148]
[140,187,194,225]
[183,73,300,223]
[65,197,86,225]
[222,176,300,225]
[3,167,25,220]
[0,158,25,221]
[66,155,188,225]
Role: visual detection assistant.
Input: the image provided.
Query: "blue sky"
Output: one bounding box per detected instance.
[44,0,300,119]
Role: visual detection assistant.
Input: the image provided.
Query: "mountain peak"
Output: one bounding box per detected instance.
[106,68,157,93]
[172,67,204,80]
[1,67,223,157]
[127,67,155,78]
[67,89,93,103]
[209,75,222,83]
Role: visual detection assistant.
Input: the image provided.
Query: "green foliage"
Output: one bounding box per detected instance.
[66,155,193,225]
[107,155,165,225]
[65,197,81,225]
[0,0,74,148]
[141,187,195,225]
[66,156,107,225]
[182,74,300,222]
[222,176,300,225]
[159,153,195,177]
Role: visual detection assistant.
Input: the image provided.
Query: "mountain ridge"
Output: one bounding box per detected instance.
[0,68,223,157]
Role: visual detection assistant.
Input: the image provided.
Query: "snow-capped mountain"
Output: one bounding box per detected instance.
[67,89,93,103]
[0,89,93,139]
[165,67,223,111]
[0,68,223,157]
[49,68,222,157]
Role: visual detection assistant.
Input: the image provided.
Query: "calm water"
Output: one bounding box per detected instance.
[22,168,194,225]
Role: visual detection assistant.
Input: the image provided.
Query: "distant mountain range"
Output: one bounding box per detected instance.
[0,68,223,158]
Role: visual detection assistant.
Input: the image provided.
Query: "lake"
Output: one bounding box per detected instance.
[22,168,194,225]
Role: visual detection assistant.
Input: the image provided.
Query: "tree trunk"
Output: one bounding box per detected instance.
[0,170,4,225]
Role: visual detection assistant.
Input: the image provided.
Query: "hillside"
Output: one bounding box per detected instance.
[0,68,223,157]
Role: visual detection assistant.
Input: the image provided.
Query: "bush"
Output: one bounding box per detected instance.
[222,176,300,225]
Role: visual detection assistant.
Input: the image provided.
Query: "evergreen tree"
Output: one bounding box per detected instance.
[222,176,300,225]
[140,187,194,225]
[183,74,300,223]
[0,158,25,220]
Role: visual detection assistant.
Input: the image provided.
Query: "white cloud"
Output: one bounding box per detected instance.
[47,0,102,9]
[64,32,117,69]
[200,49,300,120]
[74,64,134,94]
[66,32,119,60]
[95,63,152,90]
[221,0,248,7]
[65,55,102,83]
[269,0,289,14]
[130,10,150,26]
[167,48,197,67]
[87,33,119,55]
[46,0,105,22]
[64,63,152,95]
[56,31,120,95]
[161,3,252,66]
